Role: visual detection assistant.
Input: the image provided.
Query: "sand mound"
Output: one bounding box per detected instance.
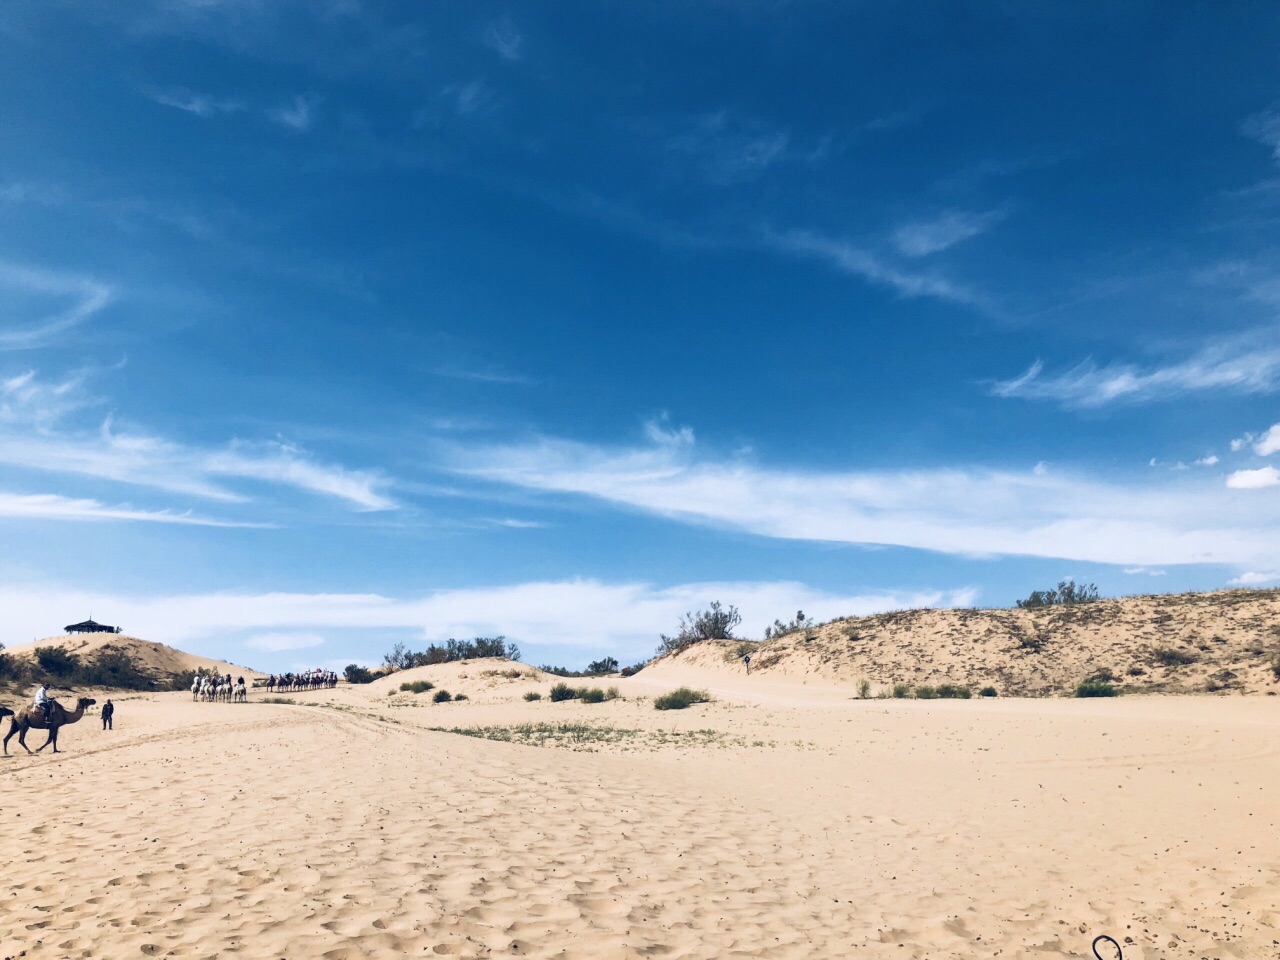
[5,633,262,685]
[647,588,1280,697]
[366,658,550,702]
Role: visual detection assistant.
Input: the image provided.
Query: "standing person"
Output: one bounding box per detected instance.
[34,681,53,724]
[743,654,751,675]
[101,699,114,731]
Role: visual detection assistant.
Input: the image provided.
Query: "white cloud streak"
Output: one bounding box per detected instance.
[769,230,982,307]
[0,372,395,511]
[447,430,1280,567]
[483,16,524,61]
[0,261,112,349]
[0,492,262,527]
[891,209,1004,258]
[146,87,244,117]
[267,94,318,132]
[993,334,1280,407]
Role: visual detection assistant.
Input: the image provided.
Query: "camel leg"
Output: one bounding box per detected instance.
[35,726,56,752]
[16,723,34,754]
[2,719,15,756]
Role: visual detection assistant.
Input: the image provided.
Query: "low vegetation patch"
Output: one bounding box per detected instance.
[1074,679,1118,698]
[1016,579,1101,609]
[891,683,911,699]
[480,668,528,679]
[914,685,939,700]
[547,682,619,703]
[935,684,972,699]
[653,686,712,710]
[433,689,452,703]
[523,691,542,701]
[400,680,435,694]
[1150,647,1198,667]
[384,636,521,669]
[261,696,296,705]
[979,686,998,697]
[427,722,743,752]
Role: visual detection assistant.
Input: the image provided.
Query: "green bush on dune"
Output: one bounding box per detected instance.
[400,680,434,694]
[523,691,542,701]
[653,687,712,711]
[433,689,452,703]
[1074,679,1118,698]
[979,686,998,697]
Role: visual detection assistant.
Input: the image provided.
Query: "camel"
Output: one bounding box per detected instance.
[3,697,96,755]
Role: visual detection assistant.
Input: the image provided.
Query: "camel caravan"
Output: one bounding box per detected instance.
[264,670,338,693]
[191,673,249,703]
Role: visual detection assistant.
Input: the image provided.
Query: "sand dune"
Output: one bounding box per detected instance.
[1,673,1278,958]
[5,633,263,684]
[650,588,1280,697]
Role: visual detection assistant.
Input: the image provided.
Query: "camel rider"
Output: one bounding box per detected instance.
[34,682,53,724]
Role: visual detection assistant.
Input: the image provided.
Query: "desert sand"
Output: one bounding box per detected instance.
[2,655,1278,959]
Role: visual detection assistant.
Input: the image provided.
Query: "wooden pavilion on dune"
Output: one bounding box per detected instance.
[64,618,122,635]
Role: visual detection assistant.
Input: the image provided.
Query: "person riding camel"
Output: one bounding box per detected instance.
[34,682,53,725]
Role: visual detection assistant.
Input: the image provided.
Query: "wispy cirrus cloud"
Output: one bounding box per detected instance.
[0,491,264,527]
[482,16,523,61]
[145,86,244,117]
[664,111,792,186]
[769,229,983,307]
[0,261,113,349]
[445,426,1280,568]
[266,94,319,132]
[891,208,1005,258]
[0,372,396,511]
[993,333,1280,407]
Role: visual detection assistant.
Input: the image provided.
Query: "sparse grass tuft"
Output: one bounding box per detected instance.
[604,686,620,701]
[914,685,939,699]
[579,687,606,704]
[935,684,971,699]
[454,693,468,701]
[262,697,296,705]
[653,686,712,710]
[857,678,871,699]
[891,683,911,699]
[523,691,542,701]
[433,689,452,703]
[400,680,435,694]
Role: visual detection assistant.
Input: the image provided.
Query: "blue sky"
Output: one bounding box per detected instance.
[2,1,1280,670]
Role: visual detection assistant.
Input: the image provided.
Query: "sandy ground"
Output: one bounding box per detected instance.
[1,666,1278,959]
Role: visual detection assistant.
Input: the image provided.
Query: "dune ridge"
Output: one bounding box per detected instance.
[650,588,1280,697]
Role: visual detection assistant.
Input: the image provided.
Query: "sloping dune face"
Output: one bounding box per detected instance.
[0,683,1277,958]
[646,589,1280,697]
[5,633,263,682]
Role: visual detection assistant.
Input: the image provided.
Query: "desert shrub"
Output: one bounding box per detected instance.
[539,664,589,678]
[1150,647,1197,667]
[1086,667,1116,683]
[585,656,619,675]
[914,685,939,699]
[723,641,758,663]
[34,646,80,678]
[523,691,542,701]
[619,660,649,677]
[891,683,911,699]
[605,686,620,700]
[979,686,998,697]
[935,684,971,699]
[344,663,376,684]
[1271,656,1280,681]
[77,649,155,690]
[400,680,435,694]
[657,601,741,656]
[1075,679,1118,698]
[653,687,712,711]
[385,636,521,669]
[579,687,606,704]
[1016,579,1101,609]
[764,610,815,640]
[548,682,578,702]
[0,647,26,683]
[454,693,468,701]
[857,678,871,699]
[433,689,452,703]
[1127,666,1146,676]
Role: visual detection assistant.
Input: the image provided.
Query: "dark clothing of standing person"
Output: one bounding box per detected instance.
[101,700,114,731]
